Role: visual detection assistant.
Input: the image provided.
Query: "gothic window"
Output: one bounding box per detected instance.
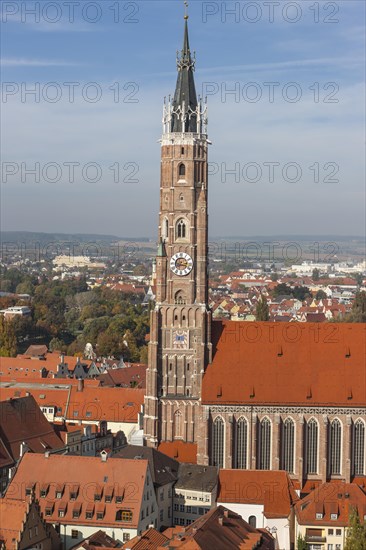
[162,218,169,241]
[212,416,224,468]
[176,218,187,239]
[329,419,342,476]
[179,194,184,202]
[306,418,318,475]
[281,418,295,473]
[353,419,365,476]
[175,291,186,305]
[178,163,186,177]
[257,417,271,470]
[181,147,185,155]
[235,417,248,469]
[248,516,256,528]
[173,410,183,440]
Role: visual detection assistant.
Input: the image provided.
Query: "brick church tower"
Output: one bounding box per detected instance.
[144,14,212,449]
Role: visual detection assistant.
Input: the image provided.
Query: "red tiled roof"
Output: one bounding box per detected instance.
[218,470,298,518]
[123,527,169,549]
[202,321,366,406]
[295,482,366,527]
[158,442,197,464]
[0,498,29,547]
[7,453,148,529]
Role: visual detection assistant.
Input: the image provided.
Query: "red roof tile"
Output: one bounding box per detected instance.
[202,321,366,406]
[158,442,197,464]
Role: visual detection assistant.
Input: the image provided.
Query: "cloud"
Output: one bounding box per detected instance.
[1,58,82,67]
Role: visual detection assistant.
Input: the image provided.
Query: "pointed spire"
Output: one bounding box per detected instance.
[171,10,198,133]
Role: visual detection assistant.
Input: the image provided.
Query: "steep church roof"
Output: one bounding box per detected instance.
[171,17,198,133]
[202,321,366,406]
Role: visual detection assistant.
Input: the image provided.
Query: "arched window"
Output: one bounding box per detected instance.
[235,417,247,469]
[175,291,186,305]
[212,417,224,468]
[257,417,271,470]
[248,516,256,528]
[178,163,186,177]
[164,219,169,240]
[281,418,295,473]
[306,418,318,475]
[329,419,342,476]
[173,410,183,440]
[353,419,365,476]
[176,219,186,239]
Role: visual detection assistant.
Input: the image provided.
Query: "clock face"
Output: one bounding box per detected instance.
[172,329,188,349]
[170,252,193,276]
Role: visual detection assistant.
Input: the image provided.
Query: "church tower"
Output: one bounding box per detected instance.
[144,13,212,449]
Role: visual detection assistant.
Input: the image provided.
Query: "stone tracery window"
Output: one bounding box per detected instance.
[281,418,295,473]
[306,418,318,475]
[173,410,183,439]
[235,417,248,469]
[212,416,224,468]
[353,419,365,476]
[328,419,342,476]
[257,417,271,470]
[176,218,187,239]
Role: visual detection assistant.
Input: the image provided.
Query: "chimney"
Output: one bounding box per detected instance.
[223,510,229,518]
[77,378,84,392]
[100,451,107,462]
[45,451,50,458]
[60,354,65,364]
[20,442,28,457]
[218,517,224,526]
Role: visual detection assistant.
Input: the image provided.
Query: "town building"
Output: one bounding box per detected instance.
[294,481,366,549]
[143,15,366,490]
[0,496,61,550]
[5,453,159,549]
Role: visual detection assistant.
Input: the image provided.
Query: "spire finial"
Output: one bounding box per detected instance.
[184,1,189,20]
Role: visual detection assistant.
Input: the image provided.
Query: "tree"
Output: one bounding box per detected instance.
[312,268,320,281]
[316,290,327,300]
[296,534,307,550]
[0,317,17,357]
[256,295,269,321]
[344,508,366,550]
[345,291,366,323]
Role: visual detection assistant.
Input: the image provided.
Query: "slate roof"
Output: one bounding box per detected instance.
[112,445,179,487]
[175,464,218,493]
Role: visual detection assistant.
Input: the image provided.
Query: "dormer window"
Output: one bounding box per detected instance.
[316,513,323,519]
[331,513,338,520]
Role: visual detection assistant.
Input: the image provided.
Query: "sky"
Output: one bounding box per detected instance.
[1,0,365,238]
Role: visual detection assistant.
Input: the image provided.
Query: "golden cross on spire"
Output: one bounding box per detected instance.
[184,1,189,20]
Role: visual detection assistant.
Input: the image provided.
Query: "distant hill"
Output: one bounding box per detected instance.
[0,232,150,244]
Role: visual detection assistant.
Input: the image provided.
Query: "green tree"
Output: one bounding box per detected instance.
[312,268,320,281]
[296,534,307,550]
[344,508,366,550]
[49,337,66,353]
[0,317,17,357]
[256,295,269,321]
[345,291,366,323]
[316,290,327,300]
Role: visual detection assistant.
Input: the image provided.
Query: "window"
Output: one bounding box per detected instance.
[168,506,171,518]
[235,417,248,469]
[186,506,192,513]
[29,528,32,539]
[328,529,334,535]
[173,410,183,440]
[248,515,256,528]
[160,490,164,501]
[176,219,186,239]
[174,518,179,525]
[96,511,104,520]
[328,545,333,550]
[181,147,185,155]
[212,416,224,468]
[335,545,341,550]
[336,529,342,536]
[123,534,130,542]
[180,504,184,512]
[329,419,342,475]
[331,513,338,520]
[86,511,93,519]
[73,510,80,519]
[160,510,164,522]
[281,418,295,473]
[116,510,132,522]
[353,419,365,475]
[71,530,78,539]
[198,508,205,515]
[178,163,186,177]
[306,418,319,475]
[174,503,179,511]
[257,417,271,470]
[316,513,323,519]
[58,510,65,518]
[179,518,185,525]
[45,507,52,517]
